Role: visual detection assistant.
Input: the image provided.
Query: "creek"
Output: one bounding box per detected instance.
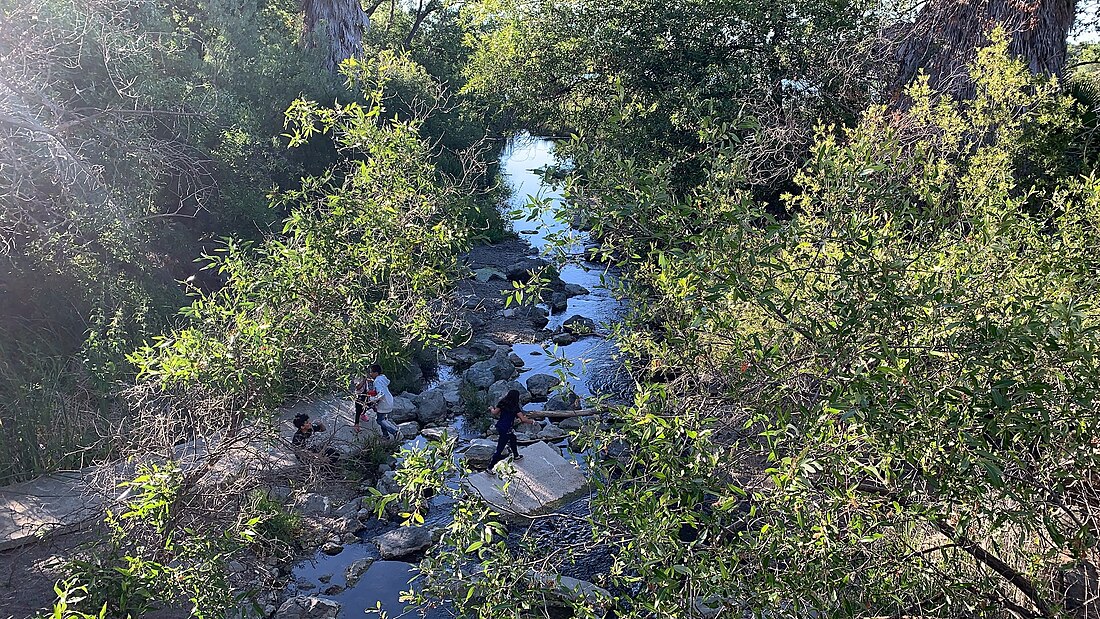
[285,135,625,617]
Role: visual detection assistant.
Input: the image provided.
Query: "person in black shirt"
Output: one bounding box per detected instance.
[487,389,533,472]
[292,413,326,447]
[291,413,340,467]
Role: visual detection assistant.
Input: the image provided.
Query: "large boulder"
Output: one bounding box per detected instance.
[413,389,448,424]
[488,380,532,406]
[462,363,496,389]
[563,283,590,297]
[525,374,562,401]
[562,315,597,335]
[463,439,499,467]
[275,596,341,619]
[544,391,580,412]
[373,526,434,559]
[396,421,420,439]
[390,397,418,423]
[293,493,331,517]
[537,424,567,442]
[506,257,550,283]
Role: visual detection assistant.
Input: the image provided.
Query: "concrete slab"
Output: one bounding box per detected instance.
[465,441,588,518]
[0,468,106,551]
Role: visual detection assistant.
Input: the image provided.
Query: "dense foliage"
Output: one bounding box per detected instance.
[0,0,498,481]
[0,0,343,479]
[8,0,1100,618]
[545,33,1100,619]
[461,0,885,188]
[374,12,1100,619]
[125,52,475,442]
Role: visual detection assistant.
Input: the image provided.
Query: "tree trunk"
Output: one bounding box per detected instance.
[889,0,1078,105]
[301,0,370,73]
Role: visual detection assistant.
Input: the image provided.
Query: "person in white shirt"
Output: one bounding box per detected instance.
[369,364,400,440]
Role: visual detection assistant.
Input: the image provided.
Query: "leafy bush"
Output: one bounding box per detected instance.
[55,463,257,619]
[563,32,1100,618]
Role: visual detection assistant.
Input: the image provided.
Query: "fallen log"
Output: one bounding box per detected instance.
[526,407,605,420]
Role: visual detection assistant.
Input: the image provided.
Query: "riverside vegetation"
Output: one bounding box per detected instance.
[5,1,1100,618]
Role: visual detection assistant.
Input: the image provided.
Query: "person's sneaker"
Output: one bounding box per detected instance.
[514,454,524,461]
[485,468,496,477]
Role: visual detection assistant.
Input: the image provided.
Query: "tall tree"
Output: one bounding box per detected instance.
[891,0,1078,104]
[302,0,371,71]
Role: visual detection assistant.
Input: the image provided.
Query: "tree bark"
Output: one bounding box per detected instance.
[402,0,441,49]
[301,0,371,73]
[889,0,1078,106]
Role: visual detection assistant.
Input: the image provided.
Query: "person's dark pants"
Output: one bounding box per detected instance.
[354,395,367,425]
[488,430,519,468]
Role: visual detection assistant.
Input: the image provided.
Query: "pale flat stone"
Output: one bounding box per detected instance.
[0,469,105,551]
[465,441,588,518]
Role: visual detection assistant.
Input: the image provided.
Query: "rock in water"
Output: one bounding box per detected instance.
[537,424,567,441]
[551,333,575,345]
[463,439,499,467]
[559,416,586,430]
[463,349,515,388]
[525,374,561,400]
[275,596,341,619]
[396,421,420,439]
[345,558,375,587]
[563,283,590,297]
[488,380,531,406]
[562,315,596,335]
[321,542,343,556]
[506,258,550,282]
[527,306,550,328]
[487,349,518,381]
[463,363,495,389]
[545,291,569,313]
[373,526,434,559]
[413,388,448,424]
[544,391,580,411]
[390,397,418,423]
[420,426,456,442]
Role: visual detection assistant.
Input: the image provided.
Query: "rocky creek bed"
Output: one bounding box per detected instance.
[267,136,628,619]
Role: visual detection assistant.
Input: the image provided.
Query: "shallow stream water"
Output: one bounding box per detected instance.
[286,135,624,617]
